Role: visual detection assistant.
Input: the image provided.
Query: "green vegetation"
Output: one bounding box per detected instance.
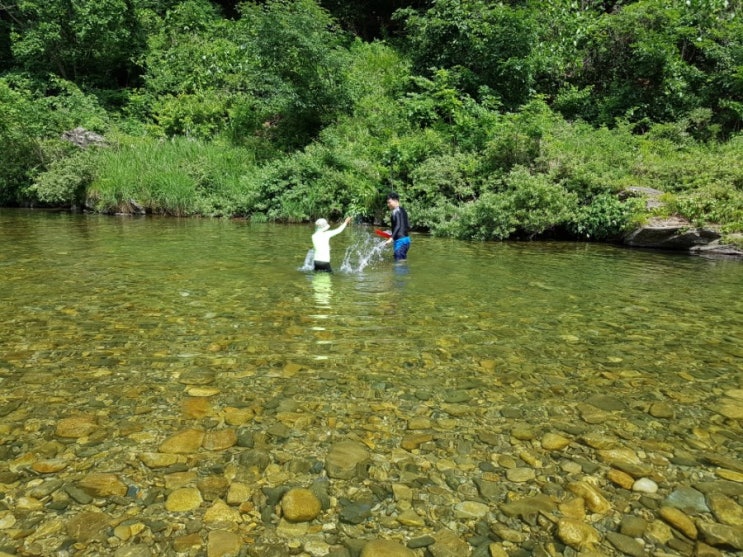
[1,0,741,243]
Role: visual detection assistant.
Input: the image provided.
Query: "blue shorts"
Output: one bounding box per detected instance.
[393,236,411,260]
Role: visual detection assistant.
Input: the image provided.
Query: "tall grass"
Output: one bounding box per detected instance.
[88,136,259,216]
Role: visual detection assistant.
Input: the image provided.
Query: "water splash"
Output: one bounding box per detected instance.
[340,233,388,274]
[299,248,315,272]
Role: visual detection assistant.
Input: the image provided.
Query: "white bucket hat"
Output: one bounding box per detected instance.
[315,218,330,231]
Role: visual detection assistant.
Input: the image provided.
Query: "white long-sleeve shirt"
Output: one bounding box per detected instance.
[311,221,348,263]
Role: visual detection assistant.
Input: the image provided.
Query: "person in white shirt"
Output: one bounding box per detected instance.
[312,216,351,272]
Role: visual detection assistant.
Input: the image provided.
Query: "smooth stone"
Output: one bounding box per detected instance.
[407,535,435,549]
[55,416,97,438]
[597,448,642,466]
[500,494,557,519]
[226,482,251,506]
[360,539,415,557]
[557,518,600,550]
[78,472,127,497]
[541,433,571,451]
[159,429,205,454]
[510,424,536,441]
[605,531,645,557]
[138,452,180,468]
[718,399,743,420]
[66,511,110,542]
[580,432,617,449]
[607,468,635,490]
[165,487,203,512]
[178,369,215,385]
[632,477,658,493]
[339,501,373,525]
[172,533,203,553]
[707,492,743,526]
[429,528,471,557]
[454,501,489,520]
[281,488,322,522]
[663,486,709,513]
[620,515,648,537]
[31,458,68,474]
[648,401,674,418]
[401,433,433,450]
[276,518,309,537]
[181,397,213,418]
[567,481,612,514]
[113,545,152,557]
[207,529,242,557]
[325,441,370,480]
[407,417,432,430]
[202,429,237,451]
[0,511,17,529]
[506,468,535,482]
[203,499,241,526]
[224,407,254,426]
[558,497,586,520]
[659,506,698,539]
[696,521,743,550]
[397,509,425,527]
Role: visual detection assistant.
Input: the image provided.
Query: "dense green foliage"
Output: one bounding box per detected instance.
[1,0,741,243]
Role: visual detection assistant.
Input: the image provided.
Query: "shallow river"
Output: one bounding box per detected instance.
[1,209,742,557]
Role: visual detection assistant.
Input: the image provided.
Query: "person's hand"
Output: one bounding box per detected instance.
[385,238,392,245]
[345,217,352,225]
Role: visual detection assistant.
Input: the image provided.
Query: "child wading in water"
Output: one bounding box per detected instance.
[312,217,351,272]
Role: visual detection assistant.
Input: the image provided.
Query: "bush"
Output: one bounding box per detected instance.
[568,194,645,241]
[27,144,96,206]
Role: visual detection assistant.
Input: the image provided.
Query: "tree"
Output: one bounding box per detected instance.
[395,0,539,109]
[8,0,145,87]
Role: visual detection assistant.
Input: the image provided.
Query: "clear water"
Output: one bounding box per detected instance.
[1,209,741,404]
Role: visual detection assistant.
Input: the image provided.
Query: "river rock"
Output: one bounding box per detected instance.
[202,429,237,451]
[55,415,97,438]
[207,529,242,557]
[697,521,743,551]
[159,429,205,453]
[607,469,635,490]
[659,506,698,539]
[567,481,611,514]
[707,493,743,526]
[632,477,658,493]
[557,518,600,550]
[165,487,203,512]
[325,440,370,480]
[139,452,180,468]
[664,486,709,513]
[360,539,415,557]
[78,472,127,497]
[429,528,471,557]
[203,499,241,527]
[541,432,571,451]
[454,501,489,520]
[506,467,535,482]
[31,458,68,474]
[620,515,647,537]
[281,488,322,522]
[66,510,110,542]
[648,401,674,418]
[605,531,645,557]
[397,509,426,527]
[717,399,743,420]
[401,433,433,450]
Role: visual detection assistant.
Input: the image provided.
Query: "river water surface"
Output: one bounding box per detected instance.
[1,209,742,556]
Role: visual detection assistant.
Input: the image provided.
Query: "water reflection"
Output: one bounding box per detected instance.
[311,272,333,310]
